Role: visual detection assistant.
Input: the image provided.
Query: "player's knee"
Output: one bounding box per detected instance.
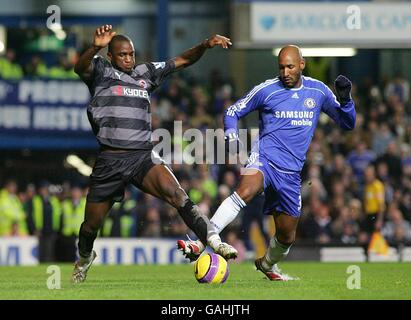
[236,186,256,204]
[82,220,101,233]
[276,231,296,246]
[168,187,189,208]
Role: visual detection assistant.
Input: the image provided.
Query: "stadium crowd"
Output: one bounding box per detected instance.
[0,48,78,80]
[1,56,411,262]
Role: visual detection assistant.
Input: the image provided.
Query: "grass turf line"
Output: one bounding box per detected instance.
[0,262,410,300]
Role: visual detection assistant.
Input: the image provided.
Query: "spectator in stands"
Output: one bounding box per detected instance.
[347,140,376,187]
[219,170,238,192]
[198,193,213,218]
[22,184,36,234]
[372,123,394,156]
[212,83,234,115]
[376,141,403,187]
[341,199,362,244]
[384,75,410,105]
[26,180,61,262]
[188,177,204,204]
[0,179,27,236]
[328,179,349,218]
[340,220,359,245]
[308,128,332,167]
[102,188,137,238]
[302,202,333,244]
[198,164,218,200]
[301,163,328,203]
[140,207,162,237]
[327,128,349,156]
[24,55,48,78]
[331,206,359,244]
[56,183,86,261]
[0,49,23,80]
[210,184,230,218]
[190,106,216,131]
[48,55,78,79]
[382,203,411,244]
[398,191,411,222]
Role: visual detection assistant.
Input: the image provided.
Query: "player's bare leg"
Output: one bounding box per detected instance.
[136,164,237,260]
[72,200,113,283]
[255,212,299,281]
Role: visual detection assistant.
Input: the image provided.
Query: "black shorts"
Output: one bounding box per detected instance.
[87,149,162,203]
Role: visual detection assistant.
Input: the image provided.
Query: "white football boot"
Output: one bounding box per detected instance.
[72,250,97,283]
[208,235,238,260]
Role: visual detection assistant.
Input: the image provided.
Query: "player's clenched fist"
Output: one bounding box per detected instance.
[334,74,352,106]
[93,24,117,49]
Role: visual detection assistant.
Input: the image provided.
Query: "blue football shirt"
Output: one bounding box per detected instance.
[224,76,356,172]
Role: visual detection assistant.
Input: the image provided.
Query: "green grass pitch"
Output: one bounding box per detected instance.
[0,262,410,300]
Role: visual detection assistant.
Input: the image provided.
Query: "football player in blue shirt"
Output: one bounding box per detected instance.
[178,45,356,280]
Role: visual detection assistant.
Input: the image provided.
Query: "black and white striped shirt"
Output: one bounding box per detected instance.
[84,56,175,149]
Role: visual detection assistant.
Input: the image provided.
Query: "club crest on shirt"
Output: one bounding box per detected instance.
[304,98,316,109]
[138,79,148,89]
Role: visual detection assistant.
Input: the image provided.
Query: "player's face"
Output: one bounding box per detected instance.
[108,40,135,74]
[278,54,305,88]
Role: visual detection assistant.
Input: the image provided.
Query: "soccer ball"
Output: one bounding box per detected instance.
[194,252,229,284]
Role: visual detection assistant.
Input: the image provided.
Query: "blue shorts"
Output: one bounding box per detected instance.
[245,152,302,217]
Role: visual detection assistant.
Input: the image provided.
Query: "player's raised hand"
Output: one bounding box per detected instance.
[334,75,352,105]
[93,25,116,49]
[204,35,232,49]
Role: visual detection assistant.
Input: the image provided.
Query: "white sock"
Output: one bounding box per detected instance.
[262,237,292,270]
[208,192,246,247]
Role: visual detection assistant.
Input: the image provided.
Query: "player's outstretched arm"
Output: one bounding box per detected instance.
[173,34,232,70]
[74,24,116,79]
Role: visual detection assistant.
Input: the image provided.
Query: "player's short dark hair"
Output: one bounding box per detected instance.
[108,34,132,54]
